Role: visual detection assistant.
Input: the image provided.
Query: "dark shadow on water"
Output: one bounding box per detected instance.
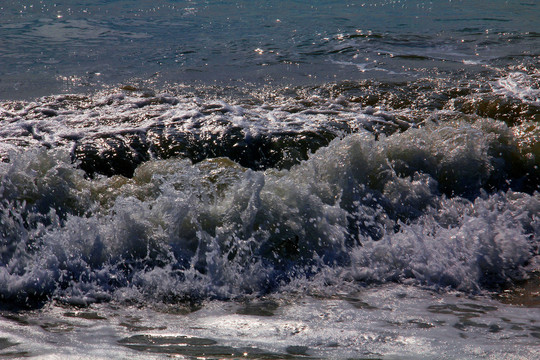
[118,334,316,359]
[236,300,280,317]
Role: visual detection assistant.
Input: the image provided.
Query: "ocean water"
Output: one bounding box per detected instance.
[1,0,539,359]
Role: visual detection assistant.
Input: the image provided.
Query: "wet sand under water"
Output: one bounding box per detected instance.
[495,272,540,308]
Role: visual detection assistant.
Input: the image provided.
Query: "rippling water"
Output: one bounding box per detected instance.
[1,1,539,359]
[1,0,539,98]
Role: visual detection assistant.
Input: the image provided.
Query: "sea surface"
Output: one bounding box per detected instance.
[1,1,539,359]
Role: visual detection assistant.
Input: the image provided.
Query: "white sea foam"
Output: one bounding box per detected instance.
[495,71,540,105]
[0,114,537,304]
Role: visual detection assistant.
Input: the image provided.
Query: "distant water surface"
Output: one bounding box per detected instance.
[0,0,538,98]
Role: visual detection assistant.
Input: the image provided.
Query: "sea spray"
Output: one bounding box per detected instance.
[1,116,538,306]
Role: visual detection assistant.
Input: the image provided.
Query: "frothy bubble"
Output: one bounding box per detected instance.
[1,115,538,306]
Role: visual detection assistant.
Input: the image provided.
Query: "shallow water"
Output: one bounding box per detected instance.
[1,0,539,358]
[1,285,539,359]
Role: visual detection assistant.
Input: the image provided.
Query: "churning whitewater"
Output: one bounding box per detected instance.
[1,80,539,359]
[1,80,538,306]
